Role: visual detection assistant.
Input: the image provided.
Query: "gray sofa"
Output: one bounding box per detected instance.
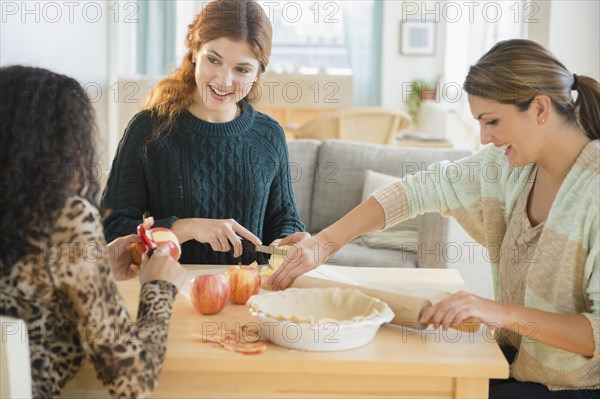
[286,139,471,268]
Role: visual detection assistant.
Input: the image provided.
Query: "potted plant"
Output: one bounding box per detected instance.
[406,80,437,125]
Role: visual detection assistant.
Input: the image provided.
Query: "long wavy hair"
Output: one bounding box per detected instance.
[0,66,101,272]
[145,0,272,141]
[464,39,600,140]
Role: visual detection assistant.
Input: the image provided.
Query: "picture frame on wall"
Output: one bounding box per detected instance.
[400,21,436,56]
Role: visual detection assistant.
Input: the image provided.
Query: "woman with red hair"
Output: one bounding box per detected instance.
[102,0,307,265]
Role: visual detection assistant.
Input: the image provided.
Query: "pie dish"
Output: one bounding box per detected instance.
[247,287,394,351]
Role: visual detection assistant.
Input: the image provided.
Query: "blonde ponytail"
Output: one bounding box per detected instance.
[464,39,600,140]
[573,75,600,140]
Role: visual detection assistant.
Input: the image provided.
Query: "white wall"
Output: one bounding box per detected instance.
[381,1,446,112]
[528,0,599,80]
[527,0,551,48]
[547,0,600,80]
[382,0,600,115]
[0,0,112,171]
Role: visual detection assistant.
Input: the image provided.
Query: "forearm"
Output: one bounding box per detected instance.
[504,304,595,357]
[65,237,176,396]
[91,281,177,397]
[318,197,385,249]
[171,218,194,243]
[264,157,306,243]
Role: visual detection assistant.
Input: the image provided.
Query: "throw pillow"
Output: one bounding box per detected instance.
[357,170,420,252]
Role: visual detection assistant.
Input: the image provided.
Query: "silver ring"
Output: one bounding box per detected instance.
[156,248,169,256]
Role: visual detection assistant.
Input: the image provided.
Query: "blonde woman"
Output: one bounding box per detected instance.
[273,39,600,398]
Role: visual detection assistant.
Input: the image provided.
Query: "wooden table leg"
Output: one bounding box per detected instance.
[455,378,488,399]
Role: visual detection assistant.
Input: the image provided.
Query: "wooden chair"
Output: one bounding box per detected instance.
[1,316,32,398]
[289,107,412,144]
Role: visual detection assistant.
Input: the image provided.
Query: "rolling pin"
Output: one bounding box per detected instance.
[291,275,480,332]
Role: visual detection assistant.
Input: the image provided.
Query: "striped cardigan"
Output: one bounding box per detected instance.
[372,140,600,390]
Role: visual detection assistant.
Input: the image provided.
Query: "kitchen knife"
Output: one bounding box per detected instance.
[254,244,287,256]
[240,239,288,257]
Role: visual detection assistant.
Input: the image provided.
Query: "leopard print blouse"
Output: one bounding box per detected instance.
[0,196,178,398]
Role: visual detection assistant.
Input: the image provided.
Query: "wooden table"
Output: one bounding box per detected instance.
[61,266,508,398]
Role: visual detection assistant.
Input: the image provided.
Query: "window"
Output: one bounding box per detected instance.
[440,0,527,148]
[260,1,350,73]
[133,1,382,105]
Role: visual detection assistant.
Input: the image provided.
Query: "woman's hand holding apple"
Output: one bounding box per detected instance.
[107,234,144,281]
[127,217,182,265]
[139,245,187,291]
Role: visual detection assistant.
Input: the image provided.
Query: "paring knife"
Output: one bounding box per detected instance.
[253,244,287,257]
[240,239,288,257]
[239,240,288,270]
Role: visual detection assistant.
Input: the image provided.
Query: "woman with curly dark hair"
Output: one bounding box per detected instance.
[0,65,187,398]
[101,0,307,265]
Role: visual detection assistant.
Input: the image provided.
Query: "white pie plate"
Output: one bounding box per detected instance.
[247,287,394,351]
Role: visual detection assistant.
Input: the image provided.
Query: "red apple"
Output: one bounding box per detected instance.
[146,227,182,260]
[190,274,230,315]
[133,224,182,263]
[128,242,146,265]
[225,266,261,305]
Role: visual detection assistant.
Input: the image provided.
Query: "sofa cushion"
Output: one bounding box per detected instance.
[357,170,421,252]
[287,139,321,231]
[310,140,471,232]
[328,242,418,268]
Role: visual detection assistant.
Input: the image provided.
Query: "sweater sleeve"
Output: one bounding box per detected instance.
[371,145,511,245]
[583,224,600,360]
[101,112,178,242]
[262,125,305,244]
[50,197,177,398]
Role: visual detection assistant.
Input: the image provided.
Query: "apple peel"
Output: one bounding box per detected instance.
[191,326,268,355]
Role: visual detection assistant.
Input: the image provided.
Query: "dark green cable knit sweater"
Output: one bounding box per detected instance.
[101,101,305,265]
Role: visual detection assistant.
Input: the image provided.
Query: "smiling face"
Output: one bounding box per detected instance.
[469,95,546,167]
[190,37,260,122]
